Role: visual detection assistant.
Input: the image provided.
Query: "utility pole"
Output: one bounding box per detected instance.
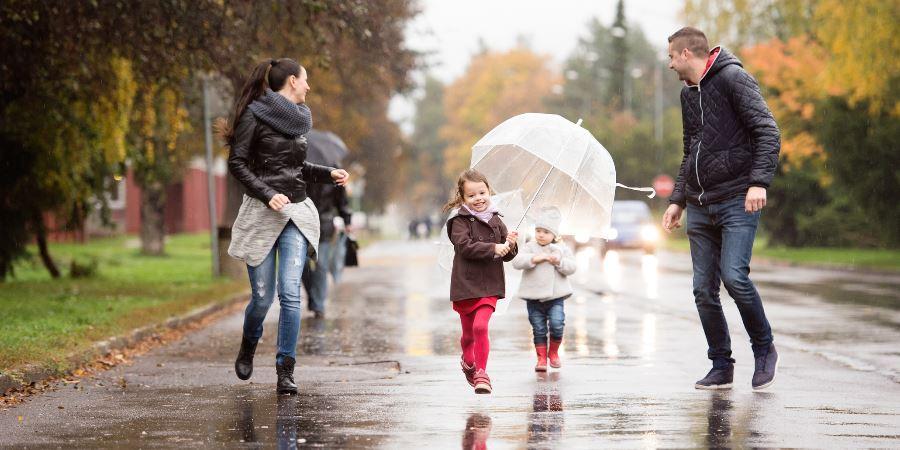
[202,76,220,277]
[654,62,664,143]
[654,61,665,175]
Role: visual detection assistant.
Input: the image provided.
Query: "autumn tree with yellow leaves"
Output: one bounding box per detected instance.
[440,48,559,183]
[0,0,418,278]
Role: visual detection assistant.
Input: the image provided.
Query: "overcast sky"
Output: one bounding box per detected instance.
[390,0,685,130]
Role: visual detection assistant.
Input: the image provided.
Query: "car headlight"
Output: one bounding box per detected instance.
[605,227,619,240]
[640,225,659,242]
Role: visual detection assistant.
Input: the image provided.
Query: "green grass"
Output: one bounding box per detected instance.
[662,236,900,271]
[751,247,900,271]
[1,234,244,373]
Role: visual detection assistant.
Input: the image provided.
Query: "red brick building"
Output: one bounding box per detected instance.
[47,157,228,241]
[123,158,228,235]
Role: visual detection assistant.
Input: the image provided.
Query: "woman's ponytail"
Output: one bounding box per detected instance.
[221,60,275,144]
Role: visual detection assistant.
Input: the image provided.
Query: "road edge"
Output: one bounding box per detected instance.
[0,291,248,395]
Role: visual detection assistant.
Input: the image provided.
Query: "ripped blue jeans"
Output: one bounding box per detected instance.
[244,221,309,365]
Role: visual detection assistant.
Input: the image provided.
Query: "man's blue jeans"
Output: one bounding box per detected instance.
[302,239,331,313]
[244,221,309,365]
[526,298,566,345]
[686,195,773,368]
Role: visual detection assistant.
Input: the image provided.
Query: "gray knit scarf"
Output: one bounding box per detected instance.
[248,89,313,138]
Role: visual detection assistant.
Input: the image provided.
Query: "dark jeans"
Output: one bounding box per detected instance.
[687,194,773,368]
[302,239,332,313]
[526,298,565,345]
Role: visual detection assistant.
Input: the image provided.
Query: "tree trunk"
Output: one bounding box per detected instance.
[217,174,246,279]
[32,211,61,278]
[140,180,167,256]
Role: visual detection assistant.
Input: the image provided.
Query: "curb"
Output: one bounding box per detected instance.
[0,291,248,394]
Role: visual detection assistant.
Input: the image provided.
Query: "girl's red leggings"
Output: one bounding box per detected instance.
[459,305,494,371]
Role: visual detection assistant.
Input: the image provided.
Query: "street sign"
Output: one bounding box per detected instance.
[653,174,675,198]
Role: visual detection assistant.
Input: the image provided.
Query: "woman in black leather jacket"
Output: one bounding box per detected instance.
[222,58,349,394]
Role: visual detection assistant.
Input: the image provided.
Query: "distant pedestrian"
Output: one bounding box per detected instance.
[408,219,419,240]
[223,58,350,394]
[511,206,576,371]
[444,169,518,394]
[661,27,780,390]
[301,138,354,319]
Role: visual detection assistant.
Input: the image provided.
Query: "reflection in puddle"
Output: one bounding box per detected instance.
[573,296,590,356]
[404,292,433,356]
[603,304,619,358]
[229,389,361,448]
[528,372,564,447]
[641,254,659,299]
[234,392,257,444]
[574,247,597,286]
[706,392,733,448]
[641,313,657,359]
[603,251,622,292]
[234,393,306,449]
[462,413,492,450]
[276,395,301,449]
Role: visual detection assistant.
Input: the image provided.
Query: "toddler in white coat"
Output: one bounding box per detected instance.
[511,206,576,371]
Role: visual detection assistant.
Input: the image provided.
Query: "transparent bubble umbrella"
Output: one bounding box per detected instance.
[471,113,653,239]
[435,113,654,313]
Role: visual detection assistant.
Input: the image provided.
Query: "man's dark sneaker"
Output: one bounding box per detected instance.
[694,365,734,390]
[752,343,779,390]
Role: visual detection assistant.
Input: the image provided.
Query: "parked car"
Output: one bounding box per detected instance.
[602,200,660,255]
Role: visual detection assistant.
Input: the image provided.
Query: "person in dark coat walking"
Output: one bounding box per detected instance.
[661,27,780,391]
[301,130,354,319]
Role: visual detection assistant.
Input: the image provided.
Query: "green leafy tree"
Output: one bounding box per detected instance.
[441,48,558,181]
[406,76,450,211]
[0,1,143,279]
[686,0,899,247]
[609,0,628,111]
[546,11,685,203]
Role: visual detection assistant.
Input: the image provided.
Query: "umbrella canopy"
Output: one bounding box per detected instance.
[470,113,617,239]
[306,129,349,166]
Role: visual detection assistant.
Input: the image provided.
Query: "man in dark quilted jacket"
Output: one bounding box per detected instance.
[661,27,780,391]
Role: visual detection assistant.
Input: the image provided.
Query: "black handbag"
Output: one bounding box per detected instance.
[344,235,359,267]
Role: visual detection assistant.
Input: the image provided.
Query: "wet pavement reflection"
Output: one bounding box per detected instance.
[462,413,492,450]
[704,392,733,448]
[527,372,564,447]
[2,241,899,447]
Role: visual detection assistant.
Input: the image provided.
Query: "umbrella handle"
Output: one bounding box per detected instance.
[615,183,656,198]
[515,166,556,231]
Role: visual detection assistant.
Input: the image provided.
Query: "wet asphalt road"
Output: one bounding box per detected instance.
[2,240,899,448]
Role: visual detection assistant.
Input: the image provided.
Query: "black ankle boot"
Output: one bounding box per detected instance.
[234,336,258,380]
[276,356,297,394]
